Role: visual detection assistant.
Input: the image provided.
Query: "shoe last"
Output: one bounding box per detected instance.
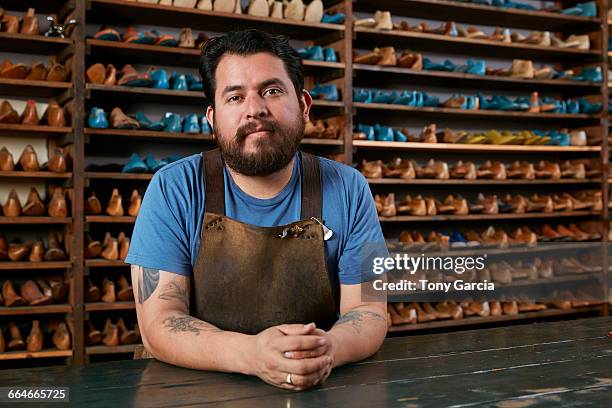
[88,108,108,128]
[150,69,169,89]
[182,114,200,133]
[164,113,182,133]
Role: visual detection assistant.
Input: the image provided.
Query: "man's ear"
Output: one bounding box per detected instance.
[205,105,214,135]
[301,89,313,123]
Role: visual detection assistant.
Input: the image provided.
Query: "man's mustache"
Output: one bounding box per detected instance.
[235,120,278,142]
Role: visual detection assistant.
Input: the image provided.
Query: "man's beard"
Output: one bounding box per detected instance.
[213,115,305,176]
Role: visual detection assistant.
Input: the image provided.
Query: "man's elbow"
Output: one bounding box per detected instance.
[139,315,173,363]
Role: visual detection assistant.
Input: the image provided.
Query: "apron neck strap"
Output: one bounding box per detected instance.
[202,149,322,219]
[299,150,323,220]
[203,148,225,215]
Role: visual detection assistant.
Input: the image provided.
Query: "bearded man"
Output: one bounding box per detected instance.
[126,29,388,391]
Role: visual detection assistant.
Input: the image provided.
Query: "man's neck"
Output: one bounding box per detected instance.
[226,156,296,199]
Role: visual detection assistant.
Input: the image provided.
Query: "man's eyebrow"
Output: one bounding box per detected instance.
[260,78,287,89]
[221,84,244,96]
[221,78,287,96]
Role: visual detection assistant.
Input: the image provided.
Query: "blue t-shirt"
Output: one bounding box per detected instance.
[125,152,388,285]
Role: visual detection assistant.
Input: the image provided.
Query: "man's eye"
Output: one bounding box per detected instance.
[264,88,282,96]
[228,95,242,102]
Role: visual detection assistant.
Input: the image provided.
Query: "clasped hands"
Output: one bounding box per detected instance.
[250,322,335,391]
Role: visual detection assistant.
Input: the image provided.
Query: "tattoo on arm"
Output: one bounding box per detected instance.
[158,278,189,310]
[333,310,386,334]
[162,315,220,335]
[138,267,160,304]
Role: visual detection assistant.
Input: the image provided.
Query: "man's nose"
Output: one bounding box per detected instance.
[245,94,269,120]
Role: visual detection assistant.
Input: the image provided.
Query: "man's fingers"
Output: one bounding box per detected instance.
[315,365,332,385]
[275,335,327,353]
[286,370,325,389]
[284,345,328,359]
[277,323,316,336]
[277,355,331,375]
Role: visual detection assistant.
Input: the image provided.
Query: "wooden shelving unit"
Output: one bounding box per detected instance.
[352,0,610,334]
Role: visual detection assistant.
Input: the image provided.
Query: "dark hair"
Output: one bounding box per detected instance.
[199,29,304,108]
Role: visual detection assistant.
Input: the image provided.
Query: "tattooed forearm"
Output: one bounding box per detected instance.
[138,267,160,304]
[333,310,387,334]
[163,315,220,335]
[158,278,189,310]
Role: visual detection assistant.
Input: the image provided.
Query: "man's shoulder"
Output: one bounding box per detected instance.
[316,155,367,190]
[153,153,203,183]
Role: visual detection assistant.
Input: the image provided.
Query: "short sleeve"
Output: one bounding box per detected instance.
[125,171,192,275]
[337,173,389,285]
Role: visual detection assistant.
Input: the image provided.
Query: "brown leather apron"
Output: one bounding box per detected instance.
[135,148,338,359]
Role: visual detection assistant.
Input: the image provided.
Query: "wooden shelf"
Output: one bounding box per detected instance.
[0,171,72,179]
[85,216,136,223]
[312,100,344,108]
[388,241,603,258]
[302,60,346,72]
[353,140,602,153]
[353,102,599,122]
[353,64,601,94]
[367,178,602,185]
[86,40,344,72]
[0,261,71,270]
[0,217,72,224]
[86,343,140,355]
[0,0,70,13]
[85,259,128,268]
[0,78,72,98]
[354,0,600,32]
[88,0,344,40]
[301,138,343,145]
[0,304,72,316]
[85,128,214,143]
[0,32,72,54]
[0,124,72,137]
[387,305,604,333]
[354,28,601,62]
[87,39,200,66]
[86,84,205,105]
[0,348,72,361]
[85,172,153,181]
[85,301,135,311]
[494,273,603,290]
[379,211,601,222]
